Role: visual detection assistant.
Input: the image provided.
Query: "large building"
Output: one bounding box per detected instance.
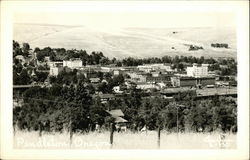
[186,63,209,77]
[63,58,82,68]
[171,76,215,87]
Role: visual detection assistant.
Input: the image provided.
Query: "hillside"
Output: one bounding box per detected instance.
[13,23,237,59]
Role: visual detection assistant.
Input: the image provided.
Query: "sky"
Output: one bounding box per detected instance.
[14,12,236,29]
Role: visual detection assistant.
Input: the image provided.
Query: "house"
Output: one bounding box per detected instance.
[49,66,63,76]
[107,109,124,117]
[63,58,82,68]
[157,82,166,89]
[98,94,115,103]
[44,56,50,62]
[15,55,25,65]
[106,109,128,131]
[90,78,100,83]
[124,81,136,89]
[113,86,124,94]
[151,72,160,77]
[113,69,124,76]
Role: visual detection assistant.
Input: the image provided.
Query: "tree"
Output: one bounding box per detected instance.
[13,40,23,58]
[22,43,31,57]
[62,84,92,132]
[35,71,49,82]
[97,82,109,93]
[18,69,31,85]
[143,97,169,148]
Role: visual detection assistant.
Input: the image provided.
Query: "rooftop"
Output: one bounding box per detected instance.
[106,109,124,117]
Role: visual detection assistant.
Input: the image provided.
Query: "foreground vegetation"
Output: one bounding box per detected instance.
[14,130,236,149]
[13,85,237,134]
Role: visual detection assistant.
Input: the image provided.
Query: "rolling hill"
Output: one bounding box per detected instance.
[13,23,237,59]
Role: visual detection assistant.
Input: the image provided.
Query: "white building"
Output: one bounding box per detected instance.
[63,58,82,68]
[113,70,120,76]
[50,66,63,76]
[186,63,208,77]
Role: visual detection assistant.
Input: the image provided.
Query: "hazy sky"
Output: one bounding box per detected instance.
[14,12,235,29]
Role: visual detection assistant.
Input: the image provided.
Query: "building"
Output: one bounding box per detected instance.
[44,56,50,63]
[135,82,160,90]
[180,77,197,87]
[171,76,215,87]
[186,63,209,77]
[146,75,171,85]
[63,58,82,68]
[101,67,113,73]
[137,65,153,73]
[113,86,124,94]
[48,61,63,68]
[198,77,216,86]
[113,70,124,76]
[127,72,148,82]
[15,55,26,65]
[90,78,100,83]
[49,66,63,76]
[97,94,115,103]
[137,63,172,72]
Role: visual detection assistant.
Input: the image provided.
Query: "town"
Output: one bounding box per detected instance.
[13,41,237,143]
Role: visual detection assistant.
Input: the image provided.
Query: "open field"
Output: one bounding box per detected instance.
[14,130,236,149]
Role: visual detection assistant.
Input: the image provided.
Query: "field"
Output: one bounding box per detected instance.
[14,130,237,149]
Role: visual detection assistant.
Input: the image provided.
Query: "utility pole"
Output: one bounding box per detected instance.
[110,122,115,148]
[171,102,185,136]
[157,125,161,149]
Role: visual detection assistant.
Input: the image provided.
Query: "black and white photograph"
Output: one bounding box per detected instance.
[0,1,249,160]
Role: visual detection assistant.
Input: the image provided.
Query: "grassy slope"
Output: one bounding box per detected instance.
[14,23,237,59]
